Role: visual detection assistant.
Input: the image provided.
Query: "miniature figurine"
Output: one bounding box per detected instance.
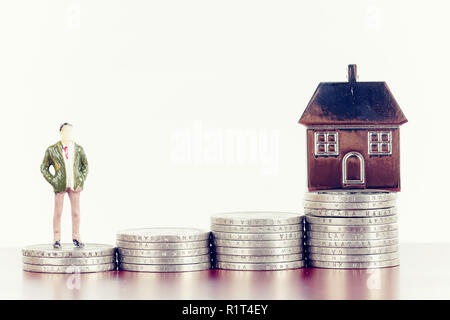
[299,65,407,191]
[40,123,88,248]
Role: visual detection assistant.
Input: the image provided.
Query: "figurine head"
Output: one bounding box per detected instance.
[59,122,73,142]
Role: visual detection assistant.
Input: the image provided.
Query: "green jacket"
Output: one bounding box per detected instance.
[40,141,89,193]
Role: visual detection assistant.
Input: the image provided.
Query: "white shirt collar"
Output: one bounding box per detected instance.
[61,140,74,148]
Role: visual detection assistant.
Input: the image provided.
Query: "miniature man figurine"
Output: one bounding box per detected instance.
[40,123,88,248]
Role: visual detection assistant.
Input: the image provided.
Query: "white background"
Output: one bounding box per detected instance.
[0,0,448,247]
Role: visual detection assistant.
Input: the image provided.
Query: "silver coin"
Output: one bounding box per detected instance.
[22,243,116,258]
[117,247,210,257]
[305,215,398,226]
[215,253,304,263]
[116,240,210,250]
[308,259,400,269]
[214,246,303,256]
[116,227,210,242]
[213,239,303,248]
[119,255,210,265]
[307,252,399,262]
[215,260,305,271]
[211,212,304,226]
[304,190,397,203]
[212,231,303,241]
[23,263,116,273]
[119,262,211,272]
[211,224,303,233]
[306,223,398,233]
[22,256,115,266]
[304,207,397,218]
[304,200,396,210]
[306,245,399,255]
[306,230,398,240]
[306,238,398,248]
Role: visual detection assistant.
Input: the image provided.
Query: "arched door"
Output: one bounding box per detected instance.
[342,152,365,186]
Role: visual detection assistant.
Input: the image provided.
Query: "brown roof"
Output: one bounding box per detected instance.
[299,65,408,126]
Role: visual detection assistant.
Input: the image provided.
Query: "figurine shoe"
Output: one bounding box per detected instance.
[73,239,85,248]
[53,241,61,249]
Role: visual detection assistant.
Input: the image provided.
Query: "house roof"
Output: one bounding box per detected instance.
[299,65,408,126]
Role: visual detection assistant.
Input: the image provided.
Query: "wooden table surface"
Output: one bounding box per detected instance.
[1,243,448,299]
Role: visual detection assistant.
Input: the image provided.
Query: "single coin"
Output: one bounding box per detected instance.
[304,200,396,210]
[116,240,210,250]
[306,238,399,248]
[306,245,399,255]
[212,231,303,241]
[117,247,210,257]
[119,255,210,265]
[119,262,211,272]
[22,263,116,273]
[214,246,303,256]
[215,253,304,263]
[304,207,397,218]
[308,259,400,269]
[307,252,399,262]
[22,256,115,266]
[211,224,303,233]
[304,190,397,203]
[305,215,398,226]
[306,230,398,240]
[22,244,116,258]
[116,227,210,242]
[213,239,303,248]
[215,260,305,271]
[211,212,304,226]
[306,223,398,233]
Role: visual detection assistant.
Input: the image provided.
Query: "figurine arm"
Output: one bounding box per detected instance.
[79,146,89,181]
[40,148,55,185]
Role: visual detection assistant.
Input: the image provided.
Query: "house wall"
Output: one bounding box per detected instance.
[306,128,400,191]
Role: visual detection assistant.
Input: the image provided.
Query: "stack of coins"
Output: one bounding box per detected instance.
[116,228,212,272]
[22,244,117,273]
[304,190,399,269]
[211,212,305,271]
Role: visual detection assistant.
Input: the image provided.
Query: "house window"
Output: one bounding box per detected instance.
[368,131,392,155]
[314,132,339,156]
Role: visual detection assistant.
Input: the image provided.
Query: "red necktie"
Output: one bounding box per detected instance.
[64,146,69,159]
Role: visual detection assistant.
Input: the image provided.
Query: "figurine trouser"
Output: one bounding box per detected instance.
[53,187,82,242]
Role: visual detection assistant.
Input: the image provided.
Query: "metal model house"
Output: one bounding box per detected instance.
[299,65,407,191]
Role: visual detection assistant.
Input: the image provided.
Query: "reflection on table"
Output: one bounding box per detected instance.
[21,266,399,299]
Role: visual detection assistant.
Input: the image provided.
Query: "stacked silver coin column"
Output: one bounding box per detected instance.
[211,212,305,271]
[116,228,212,272]
[22,244,117,273]
[304,191,400,269]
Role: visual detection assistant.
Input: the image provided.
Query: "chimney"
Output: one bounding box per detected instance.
[348,64,357,83]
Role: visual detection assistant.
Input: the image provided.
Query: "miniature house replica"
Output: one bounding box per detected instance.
[299,65,407,191]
